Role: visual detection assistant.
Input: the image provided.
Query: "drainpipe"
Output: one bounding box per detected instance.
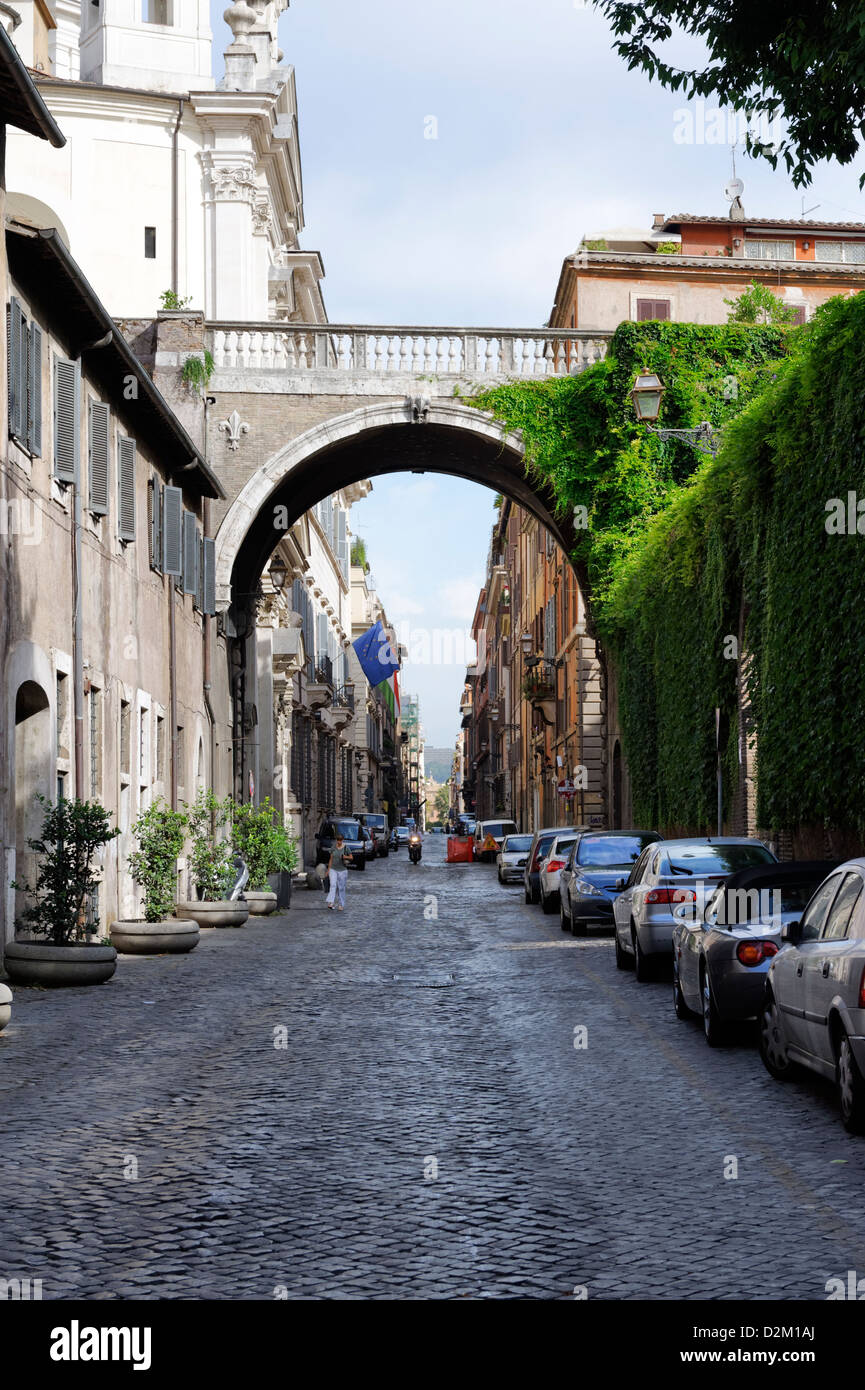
[171,97,185,297]
[169,579,178,810]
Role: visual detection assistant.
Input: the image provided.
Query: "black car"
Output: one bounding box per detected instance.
[559,829,662,935]
[315,818,366,871]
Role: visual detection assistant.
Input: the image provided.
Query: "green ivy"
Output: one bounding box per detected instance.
[464,314,865,834]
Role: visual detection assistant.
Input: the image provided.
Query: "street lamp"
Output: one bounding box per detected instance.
[268,555,288,590]
[520,632,534,658]
[630,370,665,422]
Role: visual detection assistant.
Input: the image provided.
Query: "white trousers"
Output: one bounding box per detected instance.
[326,869,347,907]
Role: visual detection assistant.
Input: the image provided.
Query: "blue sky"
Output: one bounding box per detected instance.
[211,0,865,745]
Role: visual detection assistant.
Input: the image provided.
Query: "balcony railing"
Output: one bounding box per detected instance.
[208,322,613,378]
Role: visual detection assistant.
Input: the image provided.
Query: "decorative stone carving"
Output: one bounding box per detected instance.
[223,1,257,39]
[408,394,431,423]
[252,195,273,236]
[218,409,250,451]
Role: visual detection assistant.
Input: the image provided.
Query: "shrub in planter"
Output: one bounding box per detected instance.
[6,795,120,986]
[176,789,248,928]
[112,800,199,955]
[232,798,298,915]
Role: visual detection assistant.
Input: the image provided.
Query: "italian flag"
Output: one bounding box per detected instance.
[382,668,400,719]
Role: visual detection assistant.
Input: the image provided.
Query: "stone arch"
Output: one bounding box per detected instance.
[215,399,583,612]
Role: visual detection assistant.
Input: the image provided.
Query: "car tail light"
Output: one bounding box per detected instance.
[546,859,566,873]
[645,888,696,904]
[858,965,865,1009]
[736,940,779,967]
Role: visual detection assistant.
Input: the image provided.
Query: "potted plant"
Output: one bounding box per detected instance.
[5,795,120,987]
[521,668,556,702]
[232,798,298,915]
[110,800,199,954]
[175,789,248,928]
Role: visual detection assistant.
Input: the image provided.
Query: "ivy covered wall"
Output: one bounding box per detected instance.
[469,301,865,845]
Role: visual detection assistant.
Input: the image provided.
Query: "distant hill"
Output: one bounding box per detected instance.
[423,746,455,783]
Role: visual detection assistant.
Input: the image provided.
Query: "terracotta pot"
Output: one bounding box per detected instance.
[175,900,249,928]
[244,891,278,916]
[4,941,117,987]
[109,918,200,954]
[0,982,11,1031]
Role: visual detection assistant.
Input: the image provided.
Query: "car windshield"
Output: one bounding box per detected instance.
[503,835,532,852]
[578,834,658,869]
[534,834,556,859]
[550,838,576,857]
[483,822,517,838]
[667,844,775,875]
[333,822,360,839]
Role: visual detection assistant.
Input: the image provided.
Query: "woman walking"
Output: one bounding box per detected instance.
[325,832,350,911]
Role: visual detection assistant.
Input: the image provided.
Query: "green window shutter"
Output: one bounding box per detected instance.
[8,298,27,442]
[117,435,136,541]
[149,477,163,573]
[27,323,42,455]
[182,509,199,595]
[202,536,216,615]
[53,356,80,483]
[88,401,110,514]
[162,485,182,575]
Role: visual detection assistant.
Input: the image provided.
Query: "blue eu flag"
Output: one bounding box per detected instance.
[352,620,399,688]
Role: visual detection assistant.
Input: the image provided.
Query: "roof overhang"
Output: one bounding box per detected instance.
[0,26,65,146]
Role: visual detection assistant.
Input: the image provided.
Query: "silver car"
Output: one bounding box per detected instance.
[672,860,836,1045]
[538,834,579,913]
[613,837,777,982]
[497,833,533,885]
[760,858,865,1133]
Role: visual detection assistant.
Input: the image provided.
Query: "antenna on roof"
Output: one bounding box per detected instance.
[801,196,820,218]
[725,144,745,220]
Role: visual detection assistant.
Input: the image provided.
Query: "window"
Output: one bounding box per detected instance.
[182,510,199,595]
[53,355,80,482]
[8,298,42,454]
[117,435,136,541]
[799,874,842,943]
[56,671,69,760]
[144,227,156,259]
[744,239,794,260]
[88,401,110,515]
[89,686,102,798]
[162,485,182,575]
[142,0,172,22]
[821,873,863,941]
[788,305,807,326]
[120,700,131,780]
[636,299,671,321]
[176,725,185,790]
[156,714,165,784]
[149,477,163,572]
[814,240,865,264]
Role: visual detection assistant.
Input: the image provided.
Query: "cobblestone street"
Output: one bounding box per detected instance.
[3,835,865,1300]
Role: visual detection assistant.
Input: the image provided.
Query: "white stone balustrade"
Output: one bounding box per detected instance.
[207,323,612,380]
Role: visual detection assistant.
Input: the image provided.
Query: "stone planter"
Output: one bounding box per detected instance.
[109,918,200,955]
[244,890,278,916]
[4,941,117,988]
[0,983,11,1031]
[175,900,249,929]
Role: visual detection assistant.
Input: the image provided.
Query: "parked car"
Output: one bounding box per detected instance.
[315,818,366,872]
[360,825,376,864]
[523,826,579,905]
[672,860,838,1045]
[473,818,518,863]
[497,833,534,885]
[759,858,865,1132]
[559,830,662,936]
[358,812,389,857]
[538,833,580,913]
[613,837,777,981]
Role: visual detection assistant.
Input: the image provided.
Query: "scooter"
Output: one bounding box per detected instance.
[408,833,422,865]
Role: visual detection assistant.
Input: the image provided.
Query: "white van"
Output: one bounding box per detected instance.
[474,818,519,863]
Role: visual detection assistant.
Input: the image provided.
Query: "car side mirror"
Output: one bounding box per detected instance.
[614,877,625,892]
[781,920,802,945]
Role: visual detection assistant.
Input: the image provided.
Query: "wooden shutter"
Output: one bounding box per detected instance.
[88,401,110,514]
[149,477,163,572]
[182,509,199,594]
[53,356,80,482]
[8,298,27,443]
[27,323,42,455]
[162,485,182,575]
[117,435,136,541]
[200,536,216,614]
[636,299,671,321]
